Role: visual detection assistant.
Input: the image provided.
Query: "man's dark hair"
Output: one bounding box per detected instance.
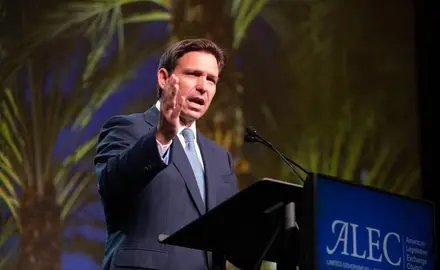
[156,38,226,97]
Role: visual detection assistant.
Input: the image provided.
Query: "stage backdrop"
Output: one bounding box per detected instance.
[0,0,419,269]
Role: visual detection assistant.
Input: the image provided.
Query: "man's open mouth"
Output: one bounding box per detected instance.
[188,97,205,106]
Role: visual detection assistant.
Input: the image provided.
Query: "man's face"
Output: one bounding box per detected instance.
[159,51,219,123]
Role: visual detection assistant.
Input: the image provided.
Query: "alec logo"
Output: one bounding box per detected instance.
[324,220,429,270]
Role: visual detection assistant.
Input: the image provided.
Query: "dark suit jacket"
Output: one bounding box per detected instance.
[94,106,239,270]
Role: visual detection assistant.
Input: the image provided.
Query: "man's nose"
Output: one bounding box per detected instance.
[196,77,207,92]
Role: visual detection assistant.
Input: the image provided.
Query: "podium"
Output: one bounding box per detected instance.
[159,173,436,270]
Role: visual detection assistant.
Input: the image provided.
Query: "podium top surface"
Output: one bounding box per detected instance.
[159,178,303,261]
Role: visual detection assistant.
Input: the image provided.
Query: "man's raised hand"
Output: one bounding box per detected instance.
[156,74,184,145]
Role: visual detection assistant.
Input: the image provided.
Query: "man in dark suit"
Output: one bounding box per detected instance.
[94,38,239,270]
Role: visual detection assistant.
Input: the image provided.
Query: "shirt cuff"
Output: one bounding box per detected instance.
[157,140,171,161]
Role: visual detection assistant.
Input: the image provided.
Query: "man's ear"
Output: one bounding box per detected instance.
[157,68,168,90]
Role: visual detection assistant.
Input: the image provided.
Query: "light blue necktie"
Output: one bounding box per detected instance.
[182,128,205,202]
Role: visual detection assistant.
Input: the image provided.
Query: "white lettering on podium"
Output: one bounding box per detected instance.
[366,227,382,262]
[350,223,366,259]
[326,220,349,255]
[326,220,402,267]
[384,233,401,266]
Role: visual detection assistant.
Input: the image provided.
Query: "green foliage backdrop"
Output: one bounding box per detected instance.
[0,0,418,270]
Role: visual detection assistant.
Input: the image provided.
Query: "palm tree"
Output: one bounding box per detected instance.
[0,1,169,269]
[0,1,282,269]
[253,0,420,195]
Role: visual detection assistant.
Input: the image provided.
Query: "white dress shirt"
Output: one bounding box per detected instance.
[155,101,204,170]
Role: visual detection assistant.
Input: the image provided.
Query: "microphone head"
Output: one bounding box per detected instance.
[245,126,258,136]
[244,134,256,143]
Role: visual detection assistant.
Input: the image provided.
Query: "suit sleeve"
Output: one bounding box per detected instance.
[94,115,166,204]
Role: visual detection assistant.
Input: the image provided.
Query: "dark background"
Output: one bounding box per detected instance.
[416,0,438,263]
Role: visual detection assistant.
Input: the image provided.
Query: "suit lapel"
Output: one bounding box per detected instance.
[143,105,207,215]
[197,133,218,212]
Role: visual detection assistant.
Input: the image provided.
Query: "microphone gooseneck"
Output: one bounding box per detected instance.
[244,126,308,183]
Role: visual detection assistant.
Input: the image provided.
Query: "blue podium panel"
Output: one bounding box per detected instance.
[313,174,435,270]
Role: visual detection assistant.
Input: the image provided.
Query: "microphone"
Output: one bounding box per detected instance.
[244,126,308,183]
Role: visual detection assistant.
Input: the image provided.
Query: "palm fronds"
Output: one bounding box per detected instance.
[232,0,270,48]
[282,102,419,196]
[0,0,171,231]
